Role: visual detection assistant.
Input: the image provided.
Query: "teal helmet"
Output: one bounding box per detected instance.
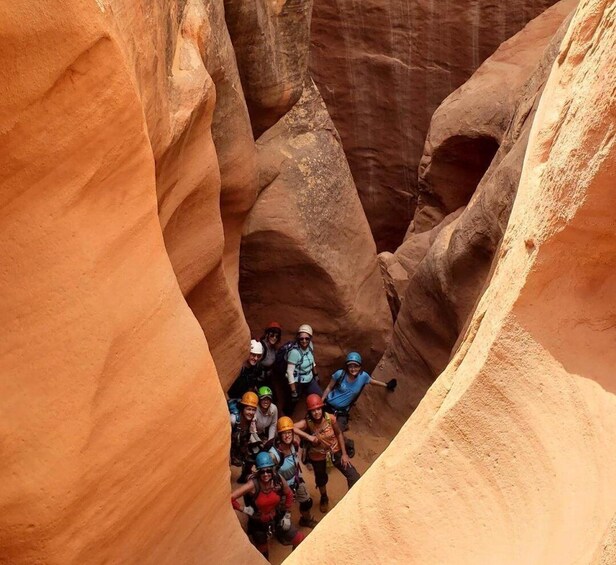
[255,452,274,470]
[345,352,362,365]
[258,386,273,399]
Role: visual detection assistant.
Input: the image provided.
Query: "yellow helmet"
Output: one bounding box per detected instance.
[277,416,294,433]
[240,391,258,408]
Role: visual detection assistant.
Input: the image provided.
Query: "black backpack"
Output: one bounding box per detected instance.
[273,341,299,378]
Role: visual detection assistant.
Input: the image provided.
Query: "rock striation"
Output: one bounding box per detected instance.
[240,81,392,375]
[0,0,259,562]
[289,0,616,560]
[224,0,313,137]
[373,1,577,427]
[311,0,560,251]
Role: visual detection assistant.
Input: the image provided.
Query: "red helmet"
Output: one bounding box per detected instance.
[266,321,282,331]
[306,394,324,411]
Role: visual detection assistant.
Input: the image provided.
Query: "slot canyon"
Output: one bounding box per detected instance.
[0,0,614,564]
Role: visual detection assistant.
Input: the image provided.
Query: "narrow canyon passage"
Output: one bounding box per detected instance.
[0,0,614,564]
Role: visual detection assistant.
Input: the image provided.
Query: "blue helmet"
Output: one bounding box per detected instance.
[345,351,362,365]
[255,452,274,470]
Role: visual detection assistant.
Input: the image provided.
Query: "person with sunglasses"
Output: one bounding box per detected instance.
[260,322,282,379]
[285,324,322,409]
[228,339,265,399]
[321,351,397,432]
[231,452,304,560]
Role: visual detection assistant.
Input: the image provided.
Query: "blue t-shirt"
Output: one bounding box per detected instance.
[326,369,371,410]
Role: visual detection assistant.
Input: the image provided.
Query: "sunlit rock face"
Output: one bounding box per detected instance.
[0,0,260,562]
[100,0,257,388]
[371,1,577,429]
[289,0,616,562]
[240,81,392,376]
[310,0,560,251]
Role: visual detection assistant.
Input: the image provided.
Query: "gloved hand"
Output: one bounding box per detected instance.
[242,506,255,517]
[386,378,397,391]
[279,511,291,531]
[291,390,299,400]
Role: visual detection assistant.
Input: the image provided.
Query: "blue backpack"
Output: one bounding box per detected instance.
[227,398,241,420]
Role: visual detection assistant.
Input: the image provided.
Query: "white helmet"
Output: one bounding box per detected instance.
[250,339,264,355]
[297,324,313,337]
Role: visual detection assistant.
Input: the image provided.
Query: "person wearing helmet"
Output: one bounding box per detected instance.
[293,394,360,513]
[321,351,397,432]
[255,386,278,449]
[231,451,304,559]
[230,391,263,484]
[285,324,322,408]
[260,322,282,377]
[269,417,318,528]
[228,339,265,399]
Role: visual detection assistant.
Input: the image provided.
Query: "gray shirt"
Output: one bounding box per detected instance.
[255,403,279,441]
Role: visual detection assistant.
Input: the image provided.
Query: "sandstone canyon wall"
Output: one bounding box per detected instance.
[236,0,392,375]
[224,0,313,137]
[371,1,577,430]
[289,0,616,561]
[240,81,392,375]
[0,0,260,562]
[310,0,561,251]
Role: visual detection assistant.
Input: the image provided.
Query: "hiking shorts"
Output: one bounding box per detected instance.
[294,482,310,503]
[311,451,360,489]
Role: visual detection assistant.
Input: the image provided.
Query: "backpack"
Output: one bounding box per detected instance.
[273,341,299,378]
[227,398,241,420]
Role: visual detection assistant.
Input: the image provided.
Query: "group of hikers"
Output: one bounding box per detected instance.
[228,322,397,560]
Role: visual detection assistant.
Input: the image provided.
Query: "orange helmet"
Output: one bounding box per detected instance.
[306,394,324,411]
[240,391,258,408]
[277,416,294,433]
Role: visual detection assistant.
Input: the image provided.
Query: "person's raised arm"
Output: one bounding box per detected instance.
[230,481,256,515]
[293,419,318,445]
[321,376,336,403]
[370,377,397,391]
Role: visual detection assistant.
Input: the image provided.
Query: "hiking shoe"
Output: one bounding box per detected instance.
[299,516,319,528]
[319,496,329,513]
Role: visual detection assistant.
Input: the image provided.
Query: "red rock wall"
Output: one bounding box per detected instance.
[290,0,616,560]
[310,0,560,251]
[240,81,392,375]
[0,1,260,562]
[224,0,313,137]
[371,1,576,430]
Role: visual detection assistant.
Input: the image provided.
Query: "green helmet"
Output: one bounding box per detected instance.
[258,386,273,399]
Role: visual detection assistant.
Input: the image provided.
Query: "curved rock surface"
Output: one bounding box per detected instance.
[311,0,560,251]
[0,1,258,562]
[289,0,616,560]
[224,0,313,137]
[372,1,576,427]
[240,81,392,375]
